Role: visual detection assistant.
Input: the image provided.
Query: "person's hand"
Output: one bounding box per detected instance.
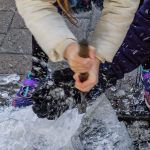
[64,43,96,73]
[73,58,100,92]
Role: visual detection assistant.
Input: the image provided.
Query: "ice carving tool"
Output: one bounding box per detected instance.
[77,39,90,114]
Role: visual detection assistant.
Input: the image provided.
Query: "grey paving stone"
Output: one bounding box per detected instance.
[0,54,32,74]
[0,11,14,34]
[0,0,16,11]
[0,29,32,54]
[11,12,26,29]
[0,34,5,45]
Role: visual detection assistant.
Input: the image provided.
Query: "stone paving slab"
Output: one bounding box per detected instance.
[0,11,14,34]
[0,0,16,11]
[11,12,26,29]
[0,34,5,45]
[0,54,32,74]
[0,29,32,54]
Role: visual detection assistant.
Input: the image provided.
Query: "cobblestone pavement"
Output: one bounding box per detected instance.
[0,0,32,74]
[0,0,149,149]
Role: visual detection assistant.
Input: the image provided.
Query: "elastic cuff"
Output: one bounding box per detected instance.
[96,55,105,63]
[50,38,77,62]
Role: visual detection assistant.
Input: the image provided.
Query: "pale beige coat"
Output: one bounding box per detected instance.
[15,0,140,62]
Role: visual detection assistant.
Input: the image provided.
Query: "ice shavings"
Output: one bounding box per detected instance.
[0,74,20,85]
[0,106,83,150]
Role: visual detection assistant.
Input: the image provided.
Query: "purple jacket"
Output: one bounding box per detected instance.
[110,0,150,79]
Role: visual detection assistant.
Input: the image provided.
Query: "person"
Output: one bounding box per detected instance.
[12,0,141,107]
[88,0,150,109]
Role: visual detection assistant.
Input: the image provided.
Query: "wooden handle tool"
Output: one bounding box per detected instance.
[77,39,89,114]
[78,39,89,83]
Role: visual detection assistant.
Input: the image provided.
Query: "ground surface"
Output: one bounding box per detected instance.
[0,0,149,149]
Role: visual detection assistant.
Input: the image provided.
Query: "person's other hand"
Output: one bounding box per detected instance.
[64,43,96,73]
[73,58,100,92]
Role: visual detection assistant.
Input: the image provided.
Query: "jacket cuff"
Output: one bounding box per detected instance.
[96,56,105,63]
[48,38,77,62]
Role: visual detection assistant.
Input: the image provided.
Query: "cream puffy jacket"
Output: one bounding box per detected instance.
[15,0,140,62]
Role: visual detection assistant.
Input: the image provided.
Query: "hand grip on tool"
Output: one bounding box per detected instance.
[78,39,89,82]
[76,39,89,114]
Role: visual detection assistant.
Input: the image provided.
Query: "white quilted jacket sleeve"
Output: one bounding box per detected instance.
[15,0,77,62]
[91,0,140,62]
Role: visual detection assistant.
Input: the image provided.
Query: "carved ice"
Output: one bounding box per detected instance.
[0,95,133,150]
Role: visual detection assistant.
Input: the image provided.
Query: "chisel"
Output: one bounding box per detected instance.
[77,39,90,114]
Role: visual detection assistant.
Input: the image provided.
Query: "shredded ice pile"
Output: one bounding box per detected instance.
[0,96,133,150]
[0,74,133,150]
[0,74,83,149]
[0,106,83,150]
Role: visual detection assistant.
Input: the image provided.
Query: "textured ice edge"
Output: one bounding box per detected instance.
[0,94,133,150]
[62,94,133,150]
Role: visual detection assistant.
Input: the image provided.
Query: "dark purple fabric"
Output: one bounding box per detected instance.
[143,72,150,80]
[109,0,150,79]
